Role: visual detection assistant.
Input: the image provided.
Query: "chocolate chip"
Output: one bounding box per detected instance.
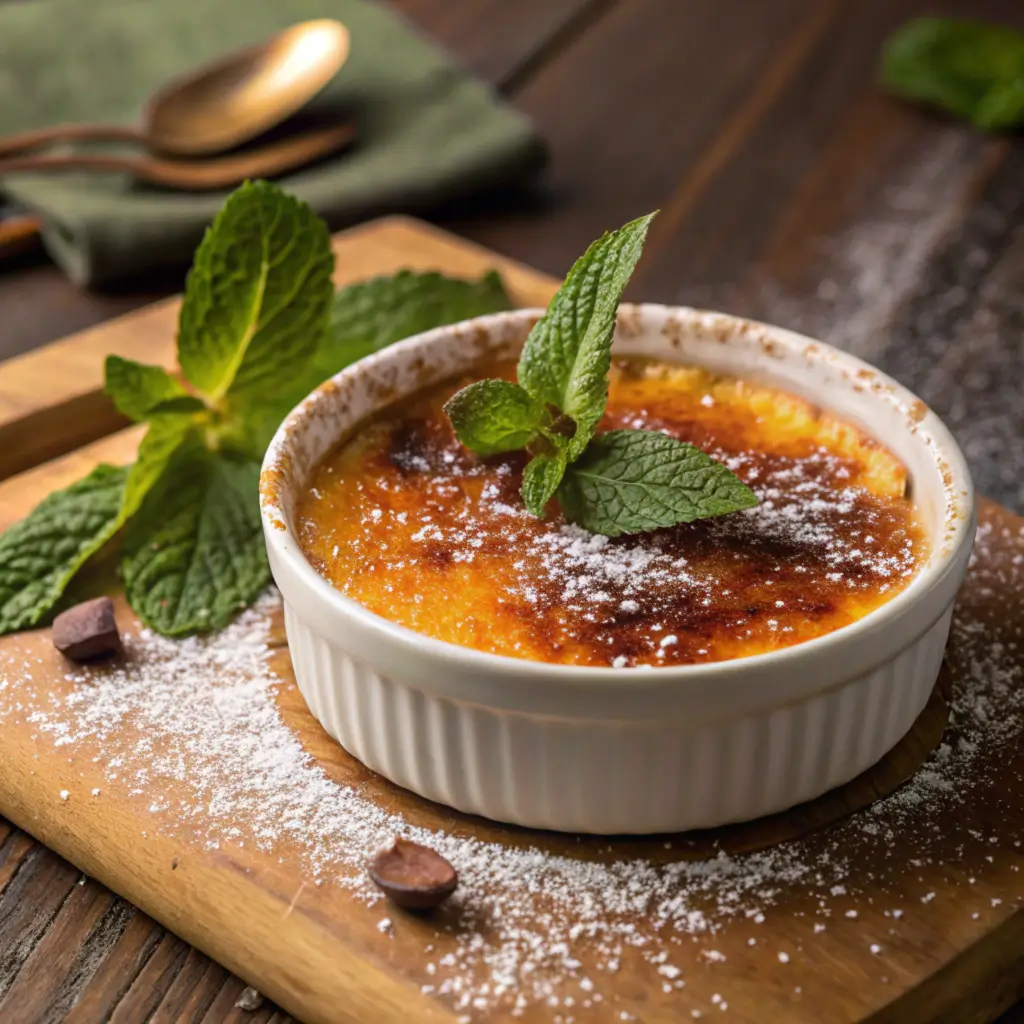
[52,597,121,661]
[369,838,457,910]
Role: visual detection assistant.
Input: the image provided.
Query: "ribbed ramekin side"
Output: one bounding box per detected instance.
[281,608,951,835]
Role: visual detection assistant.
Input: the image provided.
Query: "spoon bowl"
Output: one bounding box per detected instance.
[0,19,351,159]
[145,20,350,156]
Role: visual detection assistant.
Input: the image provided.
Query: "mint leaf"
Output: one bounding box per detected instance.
[105,356,189,423]
[177,180,334,404]
[522,452,567,518]
[517,213,655,459]
[325,269,512,370]
[122,446,269,636]
[976,76,1024,130]
[556,430,758,537]
[881,18,1024,130]
[226,268,513,461]
[122,415,198,521]
[0,464,128,632]
[0,414,198,637]
[444,380,542,455]
[144,396,207,416]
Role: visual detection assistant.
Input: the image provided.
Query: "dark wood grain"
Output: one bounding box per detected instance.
[389,0,606,92]
[0,828,298,1023]
[2,0,1024,1020]
[436,0,817,274]
[440,0,1024,281]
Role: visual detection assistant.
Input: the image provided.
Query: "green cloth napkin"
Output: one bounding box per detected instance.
[0,0,545,286]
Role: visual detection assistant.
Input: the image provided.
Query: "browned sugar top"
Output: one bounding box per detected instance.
[296,359,928,668]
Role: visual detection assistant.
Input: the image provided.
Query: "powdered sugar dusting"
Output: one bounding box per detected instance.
[754,133,979,367]
[300,362,926,669]
[0,517,1021,1019]
[754,132,1024,514]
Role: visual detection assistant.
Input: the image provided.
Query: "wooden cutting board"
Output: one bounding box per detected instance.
[0,218,1020,1024]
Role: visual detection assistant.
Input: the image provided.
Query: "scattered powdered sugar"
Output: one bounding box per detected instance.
[0,520,1021,1018]
[767,135,978,365]
[750,131,1024,514]
[515,524,709,611]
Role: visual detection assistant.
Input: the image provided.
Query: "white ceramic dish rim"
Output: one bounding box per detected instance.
[261,304,975,716]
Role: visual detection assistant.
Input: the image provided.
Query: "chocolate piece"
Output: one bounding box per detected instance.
[369,838,457,910]
[52,597,121,661]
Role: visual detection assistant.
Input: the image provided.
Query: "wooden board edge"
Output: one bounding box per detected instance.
[0,426,460,1022]
[362,214,559,288]
[0,760,457,1024]
[867,909,1024,1024]
[0,216,559,482]
[1,426,1023,1024]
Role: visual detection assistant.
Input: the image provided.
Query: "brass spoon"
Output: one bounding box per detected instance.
[0,123,355,191]
[0,19,350,158]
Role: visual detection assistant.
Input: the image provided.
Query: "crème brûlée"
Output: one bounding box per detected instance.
[296,358,928,669]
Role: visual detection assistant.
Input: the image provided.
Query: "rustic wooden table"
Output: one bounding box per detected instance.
[1,1,1022,1020]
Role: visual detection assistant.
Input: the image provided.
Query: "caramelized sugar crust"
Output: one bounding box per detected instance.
[296,359,928,668]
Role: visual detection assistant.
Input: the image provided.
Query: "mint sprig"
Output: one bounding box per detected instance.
[443,212,758,535]
[518,213,654,461]
[881,18,1024,131]
[0,180,514,638]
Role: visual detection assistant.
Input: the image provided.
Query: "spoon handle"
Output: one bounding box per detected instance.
[0,123,145,158]
[0,123,357,191]
[0,152,158,179]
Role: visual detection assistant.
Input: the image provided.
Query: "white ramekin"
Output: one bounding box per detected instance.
[260,305,975,835]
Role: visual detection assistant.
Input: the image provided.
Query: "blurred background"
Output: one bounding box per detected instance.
[2,0,1022,520]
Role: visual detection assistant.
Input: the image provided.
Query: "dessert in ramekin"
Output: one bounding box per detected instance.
[260,306,974,834]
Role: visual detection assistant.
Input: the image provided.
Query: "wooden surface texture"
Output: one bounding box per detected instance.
[0,418,1019,1024]
[1,0,1023,1021]
[0,217,557,481]
[0,217,1019,1023]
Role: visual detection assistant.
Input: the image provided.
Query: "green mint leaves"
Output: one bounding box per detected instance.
[558,431,758,537]
[177,181,335,403]
[105,357,190,422]
[445,380,542,456]
[83,182,334,637]
[881,18,1024,131]
[122,445,268,636]
[518,213,654,460]
[0,180,515,638]
[444,212,758,536]
[0,464,129,633]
